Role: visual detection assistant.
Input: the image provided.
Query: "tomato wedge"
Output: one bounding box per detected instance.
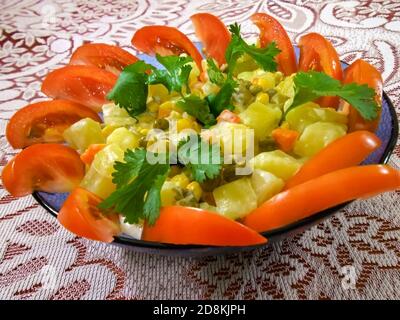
[6,99,101,149]
[58,187,121,243]
[69,43,139,74]
[41,65,117,112]
[1,144,85,197]
[80,144,106,165]
[285,130,381,189]
[298,33,343,108]
[131,26,203,71]
[244,165,400,232]
[342,59,383,132]
[142,206,267,246]
[251,13,297,76]
[191,13,230,66]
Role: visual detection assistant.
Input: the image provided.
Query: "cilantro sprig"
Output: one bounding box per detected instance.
[177,135,222,183]
[107,55,193,117]
[225,23,281,76]
[287,71,379,120]
[176,95,217,127]
[99,149,170,225]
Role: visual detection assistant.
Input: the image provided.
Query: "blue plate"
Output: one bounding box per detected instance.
[33,44,399,256]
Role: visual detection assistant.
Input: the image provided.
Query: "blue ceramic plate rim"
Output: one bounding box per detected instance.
[32,44,399,254]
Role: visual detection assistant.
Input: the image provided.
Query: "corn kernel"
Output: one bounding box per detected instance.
[177,118,193,132]
[186,181,203,201]
[256,92,270,105]
[147,101,159,113]
[171,173,190,189]
[256,73,275,91]
[158,101,178,118]
[139,128,149,136]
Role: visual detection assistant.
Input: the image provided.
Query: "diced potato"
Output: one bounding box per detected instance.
[210,122,252,156]
[91,143,124,177]
[213,178,257,220]
[102,103,137,127]
[271,75,295,110]
[160,181,179,206]
[250,169,284,204]
[80,165,116,199]
[254,72,275,91]
[239,101,282,140]
[294,121,347,157]
[286,102,348,133]
[199,202,218,212]
[63,118,104,152]
[106,127,140,151]
[250,150,301,181]
[201,81,220,96]
[119,216,143,239]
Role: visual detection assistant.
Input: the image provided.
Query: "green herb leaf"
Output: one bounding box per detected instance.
[99,149,170,225]
[148,54,193,94]
[206,58,225,86]
[176,94,216,127]
[288,71,379,120]
[178,136,222,183]
[107,61,153,117]
[225,23,280,76]
[207,78,237,117]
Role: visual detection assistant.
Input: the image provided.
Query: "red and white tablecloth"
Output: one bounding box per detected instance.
[0,0,399,300]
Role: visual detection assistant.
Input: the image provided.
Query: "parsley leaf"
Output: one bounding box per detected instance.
[225,23,280,76]
[107,61,152,117]
[288,71,379,120]
[148,54,193,94]
[207,78,237,117]
[206,58,225,86]
[99,149,170,225]
[178,136,222,183]
[176,94,216,127]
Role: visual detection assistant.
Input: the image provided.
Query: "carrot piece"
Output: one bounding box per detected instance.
[80,144,106,165]
[271,127,299,152]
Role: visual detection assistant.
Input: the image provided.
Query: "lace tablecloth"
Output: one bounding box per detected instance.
[0,0,399,300]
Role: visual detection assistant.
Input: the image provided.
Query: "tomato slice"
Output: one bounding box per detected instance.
[6,99,101,149]
[131,26,203,71]
[251,13,297,76]
[142,206,267,246]
[342,59,383,132]
[191,13,230,66]
[58,187,121,243]
[69,43,139,74]
[1,144,85,197]
[285,131,381,189]
[244,165,400,232]
[298,33,343,108]
[41,65,117,112]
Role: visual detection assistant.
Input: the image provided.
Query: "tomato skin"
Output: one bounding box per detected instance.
[251,13,297,76]
[58,187,120,243]
[298,33,343,108]
[244,165,400,232]
[285,131,381,189]
[142,206,267,246]
[131,26,203,71]
[41,65,117,112]
[1,144,85,197]
[342,59,383,132]
[69,43,138,74]
[191,13,230,66]
[6,99,101,149]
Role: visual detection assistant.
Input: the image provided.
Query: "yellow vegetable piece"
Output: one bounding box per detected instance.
[294,121,347,158]
[106,127,140,151]
[255,92,269,105]
[213,178,257,220]
[177,118,193,132]
[170,173,190,189]
[239,101,282,140]
[80,165,116,199]
[91,143,124,177]
[160,181,179,206]
[148,84,170,103]
[255,72,275,91]
[63,118,105,153]
[250,169,284,205]
[250,150,301,181]
[186,181,203,201]
[102,103,136,127]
